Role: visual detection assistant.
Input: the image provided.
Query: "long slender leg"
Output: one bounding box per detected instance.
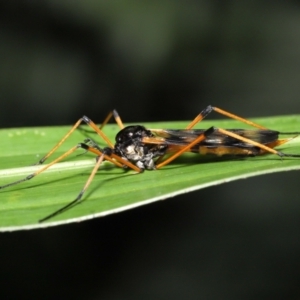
[78,110,125,137]
[186,105,268,130]
[99,110,125,129]
[82,143,142,172]
[156,126,300,169]
[0,143,141,190]
[37,145,142,222]
[1,144,84,190]
[156,127,214,168]
[35,116,114,165]
[155,105,269,165]
[38,151,107,223]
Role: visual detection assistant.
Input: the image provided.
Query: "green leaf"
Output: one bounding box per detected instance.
[0,115,300,231]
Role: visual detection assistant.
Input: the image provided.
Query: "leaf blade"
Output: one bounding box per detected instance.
[0,115,300,231]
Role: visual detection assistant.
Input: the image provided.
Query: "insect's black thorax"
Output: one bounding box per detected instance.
[114,125,167,170]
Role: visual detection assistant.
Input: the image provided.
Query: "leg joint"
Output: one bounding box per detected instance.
[82,115,91,124]
[200,105,214,119]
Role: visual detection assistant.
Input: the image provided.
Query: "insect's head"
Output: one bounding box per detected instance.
[115,125,153,144]
[114,125,157,169]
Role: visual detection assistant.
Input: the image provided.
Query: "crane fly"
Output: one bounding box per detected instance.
[1,105,300,223]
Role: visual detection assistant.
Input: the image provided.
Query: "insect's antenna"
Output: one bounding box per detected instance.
[39,151,106,223]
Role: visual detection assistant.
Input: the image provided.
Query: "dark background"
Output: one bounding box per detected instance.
[1,1,300,299]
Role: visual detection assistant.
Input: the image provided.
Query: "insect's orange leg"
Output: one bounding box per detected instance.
[157,105,269,166]
[156,126,300,169]
[79,110,125,136]
[217,129,300,157]
[99,110,125,130]
[0,144,82,190]
[38,152,106,223]
[217,128,277,155]
[36,116,114,165]
[186,105,267,130]
[38,148,142,223]
[0,141,141,190]
[82,138,141,172]
[156,128,212,169]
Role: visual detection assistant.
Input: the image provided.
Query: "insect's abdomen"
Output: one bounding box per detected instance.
[197,146,259,156]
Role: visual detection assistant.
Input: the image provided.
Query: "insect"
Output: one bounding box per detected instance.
[1,105,300,223]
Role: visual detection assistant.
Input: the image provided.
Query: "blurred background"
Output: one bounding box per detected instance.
[1,1,300,299]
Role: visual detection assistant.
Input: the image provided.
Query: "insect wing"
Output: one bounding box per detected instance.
[150,129,280,148]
